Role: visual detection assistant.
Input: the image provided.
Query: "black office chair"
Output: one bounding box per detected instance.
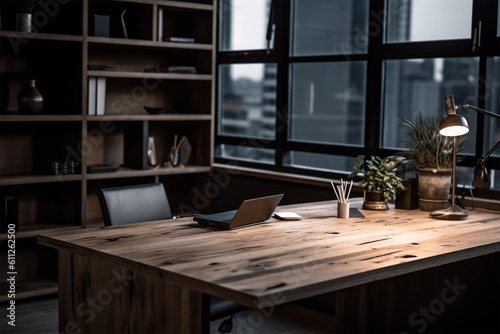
[95,183,245,331]
[96,183,173,226]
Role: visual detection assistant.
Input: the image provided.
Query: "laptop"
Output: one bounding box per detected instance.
[193,194,284,229]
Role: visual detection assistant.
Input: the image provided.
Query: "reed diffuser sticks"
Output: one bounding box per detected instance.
[331,179,352,203]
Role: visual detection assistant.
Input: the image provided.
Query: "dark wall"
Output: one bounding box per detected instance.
[209,169,363,212]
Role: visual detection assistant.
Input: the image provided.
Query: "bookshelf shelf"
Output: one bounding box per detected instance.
[87,36,212,50]
[0,0,216,301]
[87,114,212,121]
[86,165,211,180]
[0,31,83,42]
[87,70,213,80]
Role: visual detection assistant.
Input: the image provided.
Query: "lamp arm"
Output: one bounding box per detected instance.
[457,103,500,163]
[457,104,500,120]
[478,139,500,164]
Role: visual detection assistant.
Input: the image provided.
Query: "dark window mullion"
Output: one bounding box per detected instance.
[364,0,385,156]
[274,0,291,168]
[473,0,498,161]
[215,135,276,149]
[288,54,369,63]
[285,141,365,157]
[217,51,279,64]
[379,40,476,59]
[473,0,499,55]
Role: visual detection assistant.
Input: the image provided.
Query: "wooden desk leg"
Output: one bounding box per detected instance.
[334,281,394,334]
[57,252,204,334]
[335,286,363,333]
[58,251,75,333]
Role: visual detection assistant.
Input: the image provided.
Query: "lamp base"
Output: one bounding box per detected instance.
[429,206,468,220]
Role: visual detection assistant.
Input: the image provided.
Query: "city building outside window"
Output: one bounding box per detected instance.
[216,0,500,196]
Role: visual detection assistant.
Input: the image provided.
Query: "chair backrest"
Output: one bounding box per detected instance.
[96,183,173,226]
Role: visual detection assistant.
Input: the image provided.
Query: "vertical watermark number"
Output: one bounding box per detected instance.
[5,224,17,326]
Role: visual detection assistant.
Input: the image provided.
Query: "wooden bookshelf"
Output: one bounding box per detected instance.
[0,0,216,301]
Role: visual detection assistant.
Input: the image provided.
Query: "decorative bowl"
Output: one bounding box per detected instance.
[143,106,164,115]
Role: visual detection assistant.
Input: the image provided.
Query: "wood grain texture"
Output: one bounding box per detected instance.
[39,200,500,306]
[39,199,500,332]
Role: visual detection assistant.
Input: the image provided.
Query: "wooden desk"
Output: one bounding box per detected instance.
[38,199,500,333]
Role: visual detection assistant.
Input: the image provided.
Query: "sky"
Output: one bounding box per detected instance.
[228,0,476,81]
[410,0,472,41]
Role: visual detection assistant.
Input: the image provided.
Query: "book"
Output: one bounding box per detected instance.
[88,77,97,115]
[163,36,196,43]
[96,77,106,115]
[167,66,197,74]
[88,64,118,71]
[123,121,149,170]
[87,164,118,174]
[157,7,163,42]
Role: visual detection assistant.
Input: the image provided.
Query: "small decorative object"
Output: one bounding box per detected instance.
[168,134,183,167]
[337,201,349,218]
[94,14,110,37]
[399,111,466,211]
[349,155,407,210]
[121,9,128,38]
[179,136,192,165]
[16,13,32,32]
[51,160,77,175]
[169,146,180,167]
[143,106,164,115]
[167,134,191,168]
[148,137,157,166]
[16,1,36,33]
[17,79,44,114]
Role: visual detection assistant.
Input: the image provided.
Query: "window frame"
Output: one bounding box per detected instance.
[215,0,500,197]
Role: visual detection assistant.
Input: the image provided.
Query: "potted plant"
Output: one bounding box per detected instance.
[348,155,407,210]
[398,112,466,211]
[16,0,37,33]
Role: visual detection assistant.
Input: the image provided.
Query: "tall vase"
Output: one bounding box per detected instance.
[17,79,44,114]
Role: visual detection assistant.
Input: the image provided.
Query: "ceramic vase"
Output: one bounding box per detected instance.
[16,13,32,33]
[17,79,44,114]
[417,168,452,211]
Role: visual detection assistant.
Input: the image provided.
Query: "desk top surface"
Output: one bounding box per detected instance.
[39,199,500,308]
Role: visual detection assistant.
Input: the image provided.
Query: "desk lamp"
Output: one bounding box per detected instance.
[430,95,469,220]
[430,95,500,220]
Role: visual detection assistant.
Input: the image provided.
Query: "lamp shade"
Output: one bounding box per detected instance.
[438,114,469,137]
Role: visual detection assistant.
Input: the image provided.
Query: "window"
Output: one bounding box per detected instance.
[385,0,473,43]
[289,61,367,146]
[382,57,480,154]
[218,63,276,140]
[498,3,500,36]
[291,0,369,56]
[219,0,272,51]
[217,0,500,196]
